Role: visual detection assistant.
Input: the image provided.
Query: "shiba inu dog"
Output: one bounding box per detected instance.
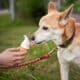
[31,2,80,80]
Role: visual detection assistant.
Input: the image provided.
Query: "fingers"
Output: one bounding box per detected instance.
[13,51,27,56]
[6,47,20,52]
[7,56,25,66]
[1,47,27,67]
[7,60,23,66]
[6,47,27,56]
[13,61,23,66]
[13,56,26,61]
[12,56,25,66]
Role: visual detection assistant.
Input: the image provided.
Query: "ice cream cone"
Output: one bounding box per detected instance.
[20,35,30,51]
[19,47,27,52]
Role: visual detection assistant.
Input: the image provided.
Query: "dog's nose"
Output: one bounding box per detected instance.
[31,36,35,41]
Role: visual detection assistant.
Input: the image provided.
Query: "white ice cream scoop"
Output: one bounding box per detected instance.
[20,35,30,51]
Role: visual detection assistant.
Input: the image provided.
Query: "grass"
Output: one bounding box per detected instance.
[0,15,80,80]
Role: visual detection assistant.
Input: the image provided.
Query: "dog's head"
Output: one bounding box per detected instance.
[31,2,75,46]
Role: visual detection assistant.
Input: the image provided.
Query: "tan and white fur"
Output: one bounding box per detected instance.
[31,2,80,80]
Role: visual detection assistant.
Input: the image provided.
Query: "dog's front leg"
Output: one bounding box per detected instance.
[60,61,69,80]
[58,52,69,80]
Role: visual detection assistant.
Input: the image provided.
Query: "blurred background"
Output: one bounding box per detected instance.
[0,0,80,80]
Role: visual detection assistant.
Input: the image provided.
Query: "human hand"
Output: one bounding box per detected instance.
[0,48,27,66]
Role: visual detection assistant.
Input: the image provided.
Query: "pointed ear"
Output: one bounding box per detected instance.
[59,4,73,25]
[48,1,57,13]
[63,4,73,19]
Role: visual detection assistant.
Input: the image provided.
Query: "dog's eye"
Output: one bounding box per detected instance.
[43,26,48,30]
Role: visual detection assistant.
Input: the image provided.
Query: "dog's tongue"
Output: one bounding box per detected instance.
[30,40,35,46]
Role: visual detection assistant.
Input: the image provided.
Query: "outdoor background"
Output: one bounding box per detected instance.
[0,0,80,80]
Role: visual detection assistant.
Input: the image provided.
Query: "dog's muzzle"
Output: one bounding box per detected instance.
[31,36,44,44]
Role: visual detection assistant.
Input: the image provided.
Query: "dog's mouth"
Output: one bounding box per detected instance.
[37,41,44,44]
[30,40,45,45]
[37,40,48,45]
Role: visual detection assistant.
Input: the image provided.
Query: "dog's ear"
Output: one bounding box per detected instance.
[60,4,73,25]
[63,18,75,41]
[48,1,57,13]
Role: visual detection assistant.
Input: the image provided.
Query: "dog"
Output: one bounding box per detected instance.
[31,2,80,80]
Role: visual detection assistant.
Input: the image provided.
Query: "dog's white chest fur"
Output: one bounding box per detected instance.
[57,46,80,65]
[57,46,80,80]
